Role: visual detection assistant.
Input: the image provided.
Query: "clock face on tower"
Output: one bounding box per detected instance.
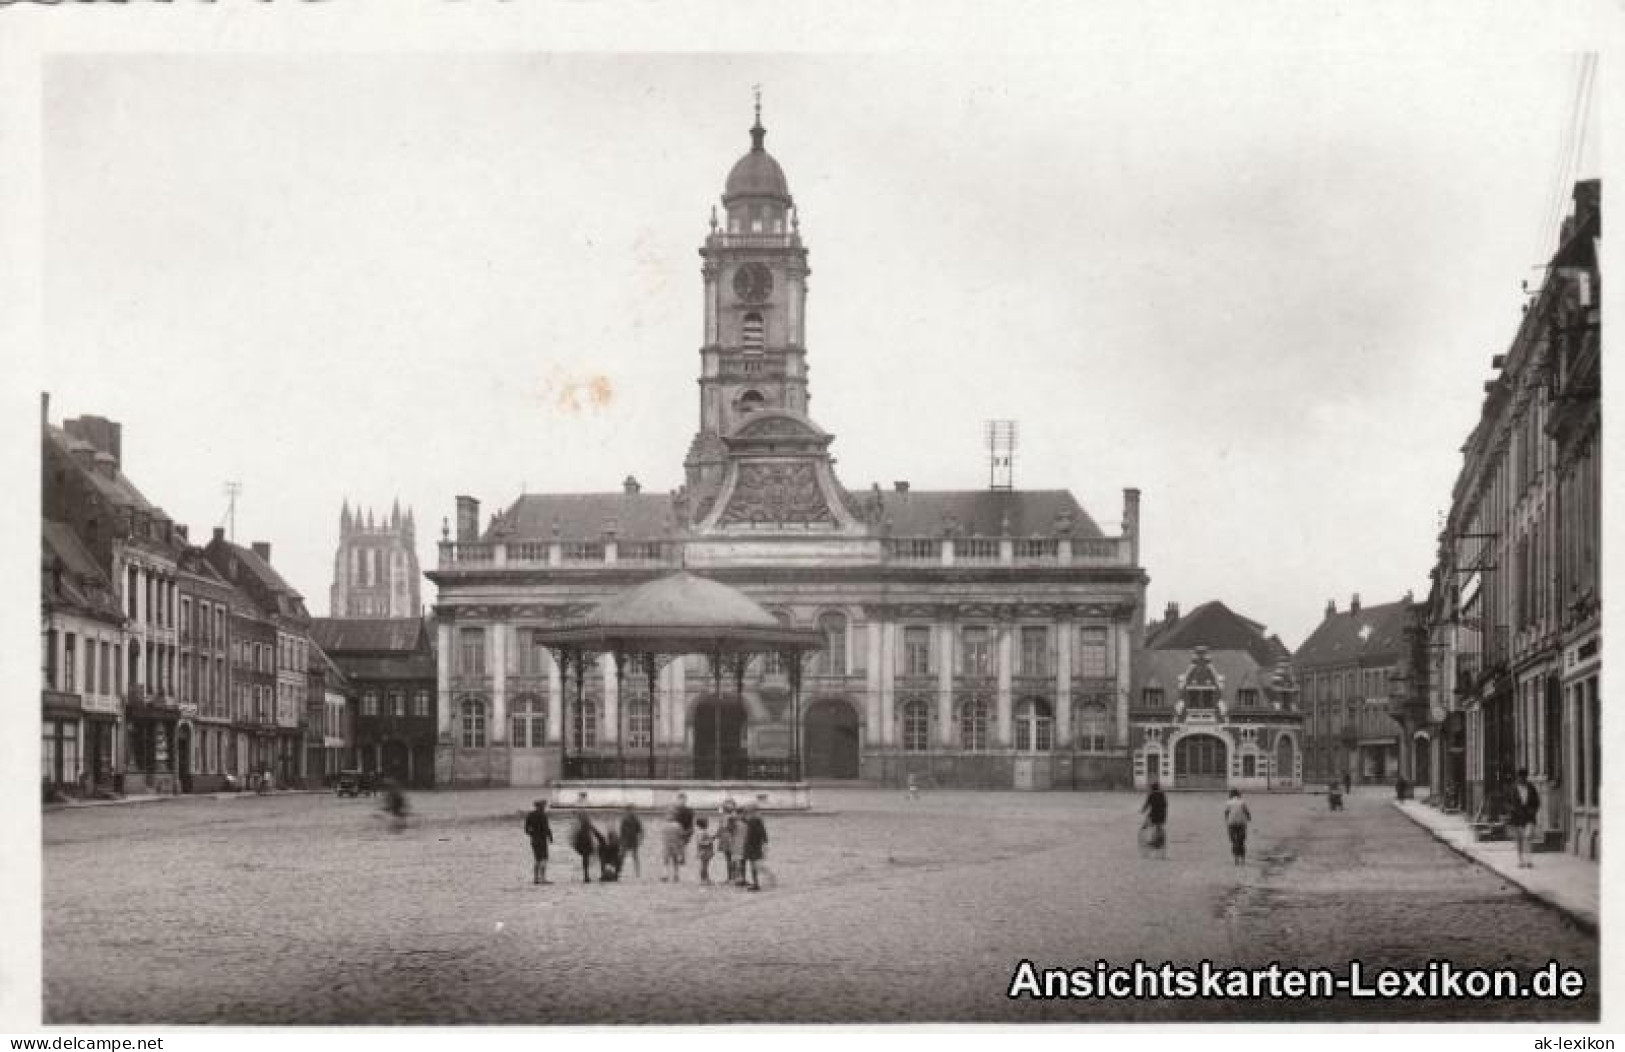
[733,263,774,304]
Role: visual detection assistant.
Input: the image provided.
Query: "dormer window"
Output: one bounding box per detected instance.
[742,312,764,350]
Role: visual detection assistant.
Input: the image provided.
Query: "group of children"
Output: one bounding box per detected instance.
[525,794,771,890]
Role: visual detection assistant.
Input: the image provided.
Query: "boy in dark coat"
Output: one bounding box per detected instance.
[741,802,769,891]
[570,810,604,883]
[524,800,553,884]
[618,805,645,879]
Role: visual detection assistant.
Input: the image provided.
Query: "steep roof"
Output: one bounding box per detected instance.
[311,617,429,655]
[490,493,681,541]
[1145,600,1283,667]
[45,424,161,515]
[42,520,124,622]
[877,489,1103,538]
[1140,648,1269,694]
[1293,599,1413,669]
[489,487,1105,542]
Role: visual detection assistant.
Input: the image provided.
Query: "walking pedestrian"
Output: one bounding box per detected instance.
[1510,768,1541,869]
[1223,789,1252,865]
[618,804,645,879]
[570,810,603,883]
[1343,771,1352,796]
[716,800,740,884]
[696,817,717,885]
[1139,780,1168,858]
[524,799,553,885]
[673,792,696,855]
[742,802,769,891]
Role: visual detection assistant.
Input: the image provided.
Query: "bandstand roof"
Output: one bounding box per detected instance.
[530,571,823,655]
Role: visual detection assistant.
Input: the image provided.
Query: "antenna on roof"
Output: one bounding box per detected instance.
[222,481,242,542]
[986,420,1017,492]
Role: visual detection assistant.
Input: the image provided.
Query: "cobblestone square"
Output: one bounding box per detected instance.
[44,789,1597,1024]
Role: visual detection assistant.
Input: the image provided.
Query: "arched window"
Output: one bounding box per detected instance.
[901,698,931,752]
[958,696,991,751]
[742,313,764,350]
[738,389,766,414]
[1014,698,1053,752]
[1075,701,1110,753]
[459,697,486,748]
[510,693,545,749]
[817,612,847,676]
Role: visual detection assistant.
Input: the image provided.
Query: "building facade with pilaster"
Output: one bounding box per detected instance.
[428,113,1147,789]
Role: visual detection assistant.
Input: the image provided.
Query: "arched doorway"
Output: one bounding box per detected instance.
[693,699,747,780]
[804,698,860,779]
[1175,733,1228,789]
[1274,734,1296,785]
[1412,732,1432,789]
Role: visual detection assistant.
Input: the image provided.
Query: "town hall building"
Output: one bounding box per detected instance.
[427,107,1148,789]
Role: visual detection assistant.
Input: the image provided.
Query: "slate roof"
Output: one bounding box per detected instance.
[42,520,124,622]
[1293,599,1414,669]
[876,489,1103,538]
[1140,649,1269,695]
[489,493,681,541]
[488,486,1105,542]
[323,654,435,683]
[46,424,161,515]
[311,618,429,655]
[1144,600,1288,667]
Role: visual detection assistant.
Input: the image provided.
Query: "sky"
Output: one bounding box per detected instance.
[36,48,1599,650]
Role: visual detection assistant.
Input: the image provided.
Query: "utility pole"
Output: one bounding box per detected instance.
[223,481,242,542]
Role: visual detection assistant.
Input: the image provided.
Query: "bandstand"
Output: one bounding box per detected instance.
[532,572,824,810]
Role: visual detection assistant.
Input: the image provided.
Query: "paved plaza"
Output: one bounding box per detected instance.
[44,787,1597,1024]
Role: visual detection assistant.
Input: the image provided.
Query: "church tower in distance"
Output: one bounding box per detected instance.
[330,498,422,618]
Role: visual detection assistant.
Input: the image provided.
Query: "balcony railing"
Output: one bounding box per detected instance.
[439,539,678,570]
[442,534,1133,571]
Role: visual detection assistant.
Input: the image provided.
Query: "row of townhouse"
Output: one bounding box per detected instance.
[1416,180,1601,859]
[40,395,362,795]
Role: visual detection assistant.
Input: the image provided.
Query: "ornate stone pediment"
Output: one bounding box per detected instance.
[718,461,837,526]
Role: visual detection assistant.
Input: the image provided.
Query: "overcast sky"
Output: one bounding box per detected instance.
[39,49,1597,649]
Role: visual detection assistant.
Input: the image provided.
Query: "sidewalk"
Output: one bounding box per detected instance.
[1392,799,1599,932]
[45,788,330,810]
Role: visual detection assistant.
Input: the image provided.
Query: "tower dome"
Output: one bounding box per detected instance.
[722,114,792,206]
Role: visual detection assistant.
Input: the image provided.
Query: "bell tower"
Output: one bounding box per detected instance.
[686,94,812,493]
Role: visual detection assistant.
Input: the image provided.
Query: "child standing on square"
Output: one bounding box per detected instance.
[659,805,686,883]
[696,817,717,885]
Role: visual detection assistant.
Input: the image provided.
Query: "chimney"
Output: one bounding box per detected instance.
[40,392,48,427]
[1325,598,1337,617]
[212,527,225,544]
[623,475,641,495]
[252,541,272,564]
[893,481,910,493]
[456,495,480,543]
[1123,486,1141,564]
[63,416,122,469]
[1165,601,1180,623]
[1350,593,1361,615]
